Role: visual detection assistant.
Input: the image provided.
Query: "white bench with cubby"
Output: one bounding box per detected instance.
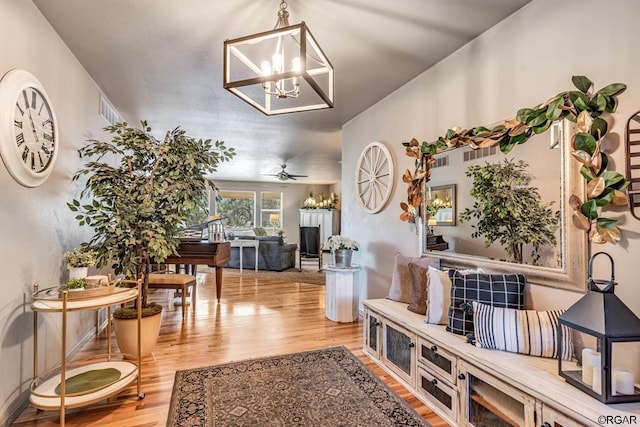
[363,298,640,427]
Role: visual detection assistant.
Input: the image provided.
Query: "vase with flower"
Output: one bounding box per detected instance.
[326,235,359,268]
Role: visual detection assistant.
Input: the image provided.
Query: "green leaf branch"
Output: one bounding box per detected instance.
[402,76,628,244]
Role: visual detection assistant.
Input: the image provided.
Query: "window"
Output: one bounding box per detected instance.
[215,191,256,228]
[260,192,282,229]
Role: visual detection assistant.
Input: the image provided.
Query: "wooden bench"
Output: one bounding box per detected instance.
[148,273,197,319]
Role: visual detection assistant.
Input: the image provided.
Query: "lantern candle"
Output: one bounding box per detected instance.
[581,349,600,385]
[613,368,636,395]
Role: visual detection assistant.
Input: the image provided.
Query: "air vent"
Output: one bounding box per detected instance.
[99,93,119,126]
[463,146,497,162]
[432,155,449,169]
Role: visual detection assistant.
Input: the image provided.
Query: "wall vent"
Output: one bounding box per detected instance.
[432,155,449,169]
[463,146,497,162]
[99,93,119,126]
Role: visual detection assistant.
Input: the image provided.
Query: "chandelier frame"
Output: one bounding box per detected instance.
[223,20,334,115]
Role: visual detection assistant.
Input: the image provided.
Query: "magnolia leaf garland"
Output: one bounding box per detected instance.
[401,76,628,244]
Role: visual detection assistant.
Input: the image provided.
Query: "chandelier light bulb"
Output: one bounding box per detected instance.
[271,53,283,73]
[260,60,272,76]
[291,57,301,73]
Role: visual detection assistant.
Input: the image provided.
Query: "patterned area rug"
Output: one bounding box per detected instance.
[167,346,431,427]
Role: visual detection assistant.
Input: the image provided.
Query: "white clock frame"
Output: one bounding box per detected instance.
[355,141,395,214]
[0,69,59,187]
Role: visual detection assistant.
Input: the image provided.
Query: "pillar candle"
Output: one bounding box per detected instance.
[592,365,602,394]
[613,367,636,395]
[582,349,598,385]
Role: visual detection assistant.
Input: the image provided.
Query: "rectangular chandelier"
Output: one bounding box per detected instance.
[223,3,333,115]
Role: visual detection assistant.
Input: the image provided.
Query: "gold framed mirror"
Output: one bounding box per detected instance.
[420,120,588,292]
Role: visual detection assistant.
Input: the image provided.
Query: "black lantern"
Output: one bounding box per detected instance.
[558,252,640,403]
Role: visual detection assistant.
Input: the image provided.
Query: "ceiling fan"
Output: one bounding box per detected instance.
[263,164,308,181]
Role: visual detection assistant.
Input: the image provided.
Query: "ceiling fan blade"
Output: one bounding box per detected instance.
[261,164,307,180]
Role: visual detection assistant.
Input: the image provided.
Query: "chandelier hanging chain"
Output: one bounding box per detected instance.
[271,0,324,66]
[263,0,300,99]
[274,0,290,29]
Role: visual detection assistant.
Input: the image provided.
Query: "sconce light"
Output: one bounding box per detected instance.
[223,0,334,115]
[558,252,640,403]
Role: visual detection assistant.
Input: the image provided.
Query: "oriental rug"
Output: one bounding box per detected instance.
[167,346,430,427]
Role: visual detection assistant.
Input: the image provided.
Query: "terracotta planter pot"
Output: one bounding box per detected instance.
[113,310,162,359]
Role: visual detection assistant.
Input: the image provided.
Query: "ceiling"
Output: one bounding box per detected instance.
[33,0,532,184]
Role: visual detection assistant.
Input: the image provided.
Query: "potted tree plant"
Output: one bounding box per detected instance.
[68,121,234,357]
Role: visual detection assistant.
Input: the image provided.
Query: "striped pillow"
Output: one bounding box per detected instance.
[472,302,573,360]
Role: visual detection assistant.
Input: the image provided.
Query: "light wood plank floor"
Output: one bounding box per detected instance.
[14,270,448,427]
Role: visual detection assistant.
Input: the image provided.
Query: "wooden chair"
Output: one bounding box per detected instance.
[147,272,197,319]
[299,225,322,272]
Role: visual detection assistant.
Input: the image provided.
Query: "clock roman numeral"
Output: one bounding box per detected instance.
[16,103,24,116]
[14,120,23,129]
[21,146,29,162]
[16,133,25,146]
[37,151,44,169]
[31,90,38,111]
[43,133,54,142]
[22,90,30,109]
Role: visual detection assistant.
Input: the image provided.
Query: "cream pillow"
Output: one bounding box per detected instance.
[425,266,451,324]
[425,266,485,324]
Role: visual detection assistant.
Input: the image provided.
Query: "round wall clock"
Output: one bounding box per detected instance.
[0,69,58,187]
[355,141,395,214]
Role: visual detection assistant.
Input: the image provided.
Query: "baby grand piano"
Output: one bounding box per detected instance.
[164,233,231,300]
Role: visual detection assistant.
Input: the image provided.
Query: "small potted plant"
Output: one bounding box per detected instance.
[63,247,97,279]
[61,277,87,291]
[326,235,359,268]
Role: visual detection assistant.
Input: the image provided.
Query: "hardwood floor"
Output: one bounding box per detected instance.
[14,270,449,427]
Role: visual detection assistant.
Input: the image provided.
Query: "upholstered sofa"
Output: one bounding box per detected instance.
[224,236,297,271]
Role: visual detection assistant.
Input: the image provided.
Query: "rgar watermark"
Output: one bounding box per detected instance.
[597,415,638,425]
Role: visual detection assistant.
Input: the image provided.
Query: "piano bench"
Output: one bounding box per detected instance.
[148,273,197,319]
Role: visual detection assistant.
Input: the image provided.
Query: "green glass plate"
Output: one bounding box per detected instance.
[55,368,121,395]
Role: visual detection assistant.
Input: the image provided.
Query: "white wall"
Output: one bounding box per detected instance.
[342,0,640,313]
[0,1,115,423]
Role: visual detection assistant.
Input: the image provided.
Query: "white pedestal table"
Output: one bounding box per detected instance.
[324,263,362,322]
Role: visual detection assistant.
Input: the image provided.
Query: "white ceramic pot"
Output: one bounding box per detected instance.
[69,267,88,279]
[113,310,162,359]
